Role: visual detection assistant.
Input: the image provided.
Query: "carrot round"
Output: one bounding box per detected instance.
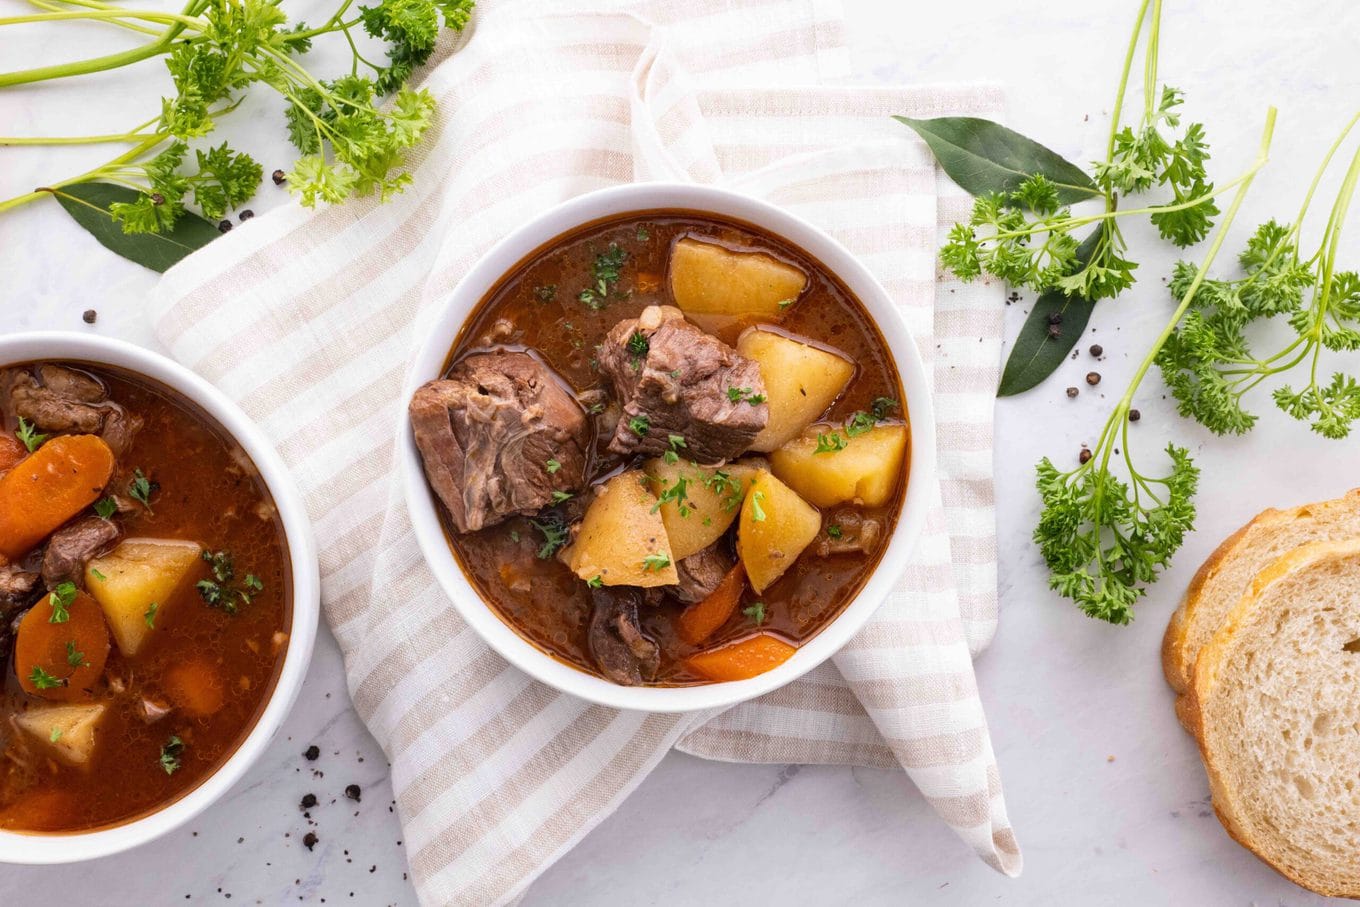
[0,435,115,559]
[15,590,111,701]
[676,562,747,645]
[685,633,797,682]
[162,659,227,717]
[0,436,26,472]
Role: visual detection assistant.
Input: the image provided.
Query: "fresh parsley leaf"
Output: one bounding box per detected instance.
[814,432,847,454]
[128,468,155,512]
[777,298,796,310]
[626,331,649,363]
[705,469,745,511]
[48,582,77,624]
[91,568,106,582]
[652,475,691,517]
[641,552,670,572]
[530,515,569,560]
[586,575,603,589]
[65,640,89,668]
[750,490,767,522]
[551,490,573,504]
[49,727,63,743]
[160,735,185,775]
[145,601,159,629]
[29,666,66,690]
[663,434,686,464]
[726,386,765,405]
[742,601,767,624]
[628,414,651,437]
[545,459,562,474]
[826,524,843,539]
[15,417,46,453]
[94,497,118,520]
[535,284,557,302]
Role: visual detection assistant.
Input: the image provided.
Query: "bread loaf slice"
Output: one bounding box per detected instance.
[1162,489,1360,718]
[1189,537,1360,898]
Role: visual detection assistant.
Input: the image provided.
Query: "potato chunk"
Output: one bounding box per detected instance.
[86,539,202,656]
[567,471,678,587]
[737,470,820,593]
[16,704,106,766]
[643,458,755,560]
[669,237,808,334]
[737,329,855,452]
[771,423,908,508]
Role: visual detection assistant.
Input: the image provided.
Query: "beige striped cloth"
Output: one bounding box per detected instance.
[147,0,1020,902]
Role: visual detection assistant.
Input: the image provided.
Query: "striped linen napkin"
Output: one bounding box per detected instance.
[147,0,1021,902]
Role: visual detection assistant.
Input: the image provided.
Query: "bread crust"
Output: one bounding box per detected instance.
[1187,538,1360,899]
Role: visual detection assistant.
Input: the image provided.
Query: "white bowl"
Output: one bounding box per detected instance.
[401,183,936,713]
[0,332,320,864]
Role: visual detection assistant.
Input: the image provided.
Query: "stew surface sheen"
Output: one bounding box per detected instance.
[0,365,290,833]
[442,212,908,685]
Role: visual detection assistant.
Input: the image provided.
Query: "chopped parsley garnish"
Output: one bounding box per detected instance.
[550,490,573,504]
[530,515,569,560]
[15,417,46,453]
[628,414,651,437]
[128,468,156,512]
[777,298,797,310]
[534,284,557,302]
[197,550,262,615]
[663,434,686,465]
[845,397,900,437]
[49,727,63,743]
[587,401,605,415]
[586,575,603,588]
[635,226,650,242]
[93,497,118,520]
[160,735,185,775]
[29,666,65,690]
[626,330,650,368]
[65,640,88,668]
[509,529,520,543]
[652,475,692,517]
[871,397,899,420]
[90,568,106,582]
[750,490,767,522]
[579,243,629,308]
[48,582,77,624]
[826,524,843,540]
[144,601,159,629]
[743,601,767,624]
[726,386,766,405]
[641,552,671,572]
[705,469,745,511]
[545,459,562,474]
[814,432,848,454]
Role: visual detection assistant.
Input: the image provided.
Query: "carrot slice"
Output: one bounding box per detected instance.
[162,658,227,717]
[0,435,115,559]
[0,436,26,472]
[14,589,111,701]
[676,562,747,645]
[685,633,797,682]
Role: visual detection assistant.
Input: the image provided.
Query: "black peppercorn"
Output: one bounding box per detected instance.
[303,832,318,851]
[1129,408,1141,422]
[1086,371,1101,386]
[345,784,362,803]
[218,220,232,233]
[1047,311,1063,325]
[272,169,286,185]
[1079,448,1092,464]
[1090,343,1103,357]
[300,793,317,810]
[239,209,254,221]
[1066,386,1079,398]
[1046,324,1062,338]
[303,745,320,761]
[82,309,97,324]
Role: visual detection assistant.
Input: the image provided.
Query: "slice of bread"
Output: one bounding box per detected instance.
[1188,538,1360,898]
[1162,489,1360,718]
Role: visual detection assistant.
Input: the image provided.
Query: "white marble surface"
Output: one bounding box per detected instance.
[2,0,1360,903]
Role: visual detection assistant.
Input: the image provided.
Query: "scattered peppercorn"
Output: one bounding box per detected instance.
[1046,324,1062,339]
[345,784,362,803]
[218,220,232,233]
[239,209,254,221]
[1128,408,1141,422]
[1046,311,1063,325]
[303,832,318,851]
[1079,448,1093,464]
[272,169,287,185]
[1066,386,1079,398]
[82,309,97,324]
[1086,371,1101,386]
[304,745,319,761]
[300,793,317,810]
[1089,344,1104,357]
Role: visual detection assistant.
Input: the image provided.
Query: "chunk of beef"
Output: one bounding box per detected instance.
[41,517,121,587]
[409,350,592,534]
[598,306,766,463]
[813,508,883,557]
[588,587,659,686]
[2,365,142,456]
[673,544,734,604]
[0,561,38,657]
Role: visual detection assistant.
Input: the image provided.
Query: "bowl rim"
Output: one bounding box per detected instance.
[0,332,320,864]
[400,182,936,713]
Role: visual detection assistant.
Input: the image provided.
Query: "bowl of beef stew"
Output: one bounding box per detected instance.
[0,333,319,863]
[401,183,936,712]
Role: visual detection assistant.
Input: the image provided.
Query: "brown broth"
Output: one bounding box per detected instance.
[0,364,291,833]
[442,211,908,685]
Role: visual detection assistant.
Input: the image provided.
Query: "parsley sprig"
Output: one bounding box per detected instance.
[0,0,475,233]
[1034,110,1275,624]
[1158,115,1360,439]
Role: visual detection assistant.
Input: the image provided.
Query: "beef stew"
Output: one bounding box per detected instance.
[0,363,290,833]
[410,212,908,686]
